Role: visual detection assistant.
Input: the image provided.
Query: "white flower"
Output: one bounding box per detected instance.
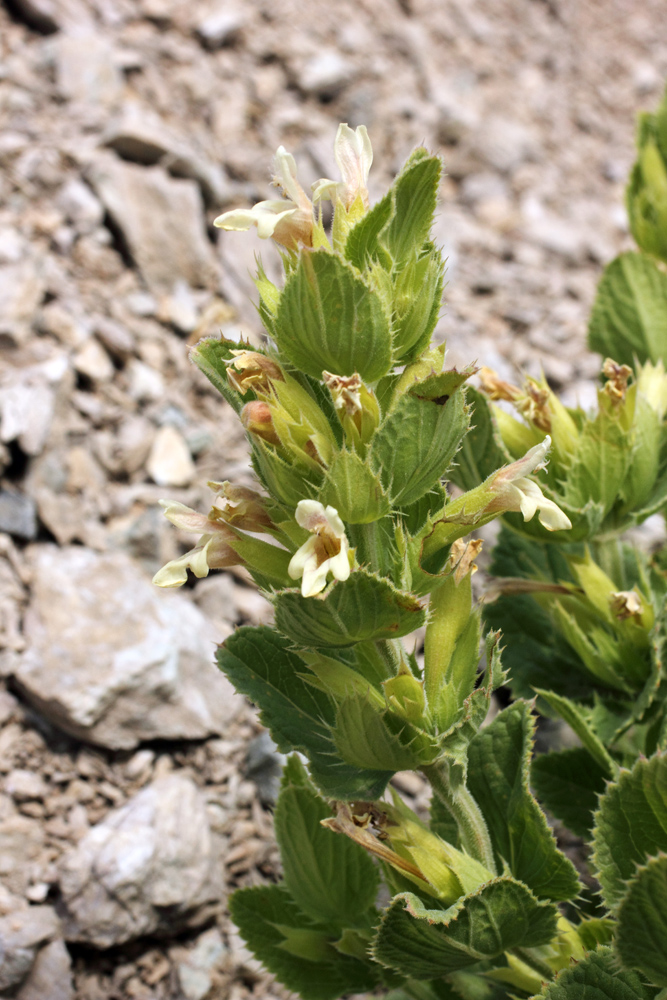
[152,500,240,588]
[488,436,572,531]
[288,500,351,597]
[312,124,373,210]
[214,146,314,248]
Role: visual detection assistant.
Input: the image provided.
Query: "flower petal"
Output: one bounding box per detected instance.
[288,536,318,580]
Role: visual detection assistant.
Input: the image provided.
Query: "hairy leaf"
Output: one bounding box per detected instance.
[274,571,426,648]
[372,880,558,977]
[537,946,655,1000]
[531,747,608,838]
[588,251,667,367]
[230,886,379,1000]
[592,753,667,914]
[616,854,667,986]
[467,702,580,901]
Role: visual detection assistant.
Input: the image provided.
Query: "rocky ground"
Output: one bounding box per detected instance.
[1,0,667,997]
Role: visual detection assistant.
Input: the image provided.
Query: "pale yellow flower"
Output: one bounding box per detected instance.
[311,124,373,210]
[214,146,314,248]
[152,500,240,588]
[487,436,572,531]
[288,500,351,597]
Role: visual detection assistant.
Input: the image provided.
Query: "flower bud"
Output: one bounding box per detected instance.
[637,358,667,418]
[322,371,380,448]
[227,350,284,395]
[241,400,281,446]
[602,357,633,406]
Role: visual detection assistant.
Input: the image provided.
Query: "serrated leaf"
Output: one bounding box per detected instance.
[563,410,632,517]
[372,881,558,978]
[275,776,379,928]
[274,570,426,648]
[382,154,442,265]
[369,385,468,506]
[592,753,667,914]
[344,192,394,270]
[189,336,255,413]
[333,695,439,771]
[616,854,667,986]
[534,689,617,777]
[449,386,510,492]
[466,702,580,901]
[536,946,655,1000]
[588,252,667,367]
[532,747,608,838]
[230,886,379,1000]
[217,627,389,799]
[274,249,392,382]
[392,247,445,363]
[318,450,390,523]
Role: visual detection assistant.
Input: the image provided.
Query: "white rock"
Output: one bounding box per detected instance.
[5,770,47,802]
[87,155,219,292]
[58,775,225,947]
[36,301,90,348]
[196,7,245,49]
[73,339,114,383]
[14,546,243,750]
[0,380,55,457]
[125,358,164,402]
[0,905,61,993]
[0,815,45,896]
[0,229,26,265]
[297,49,353,97]
[15,937,73,1000]
[58,178,104,235]
[147,425,195,487]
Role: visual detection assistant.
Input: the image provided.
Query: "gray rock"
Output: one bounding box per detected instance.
[469,117,539,174]
[7,0,92,33]
[55,34,123,107]
[0,491,37,541]
[5,769,47,802]
[87,155,219,293]
[58,775,225,947]
[176,927,227,1000]
[14,545,243,750]
[0,905,60,992]
[15,937,73,1000]
[246,731,287,806]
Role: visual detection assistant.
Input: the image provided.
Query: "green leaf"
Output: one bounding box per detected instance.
[382,153,442,265]
[369,385,469,506]
[372,880,559,978]
[392,247,445,363]
[274,571,426,648]
[449,387,510,492]
[189,336,255,414]
[592,753,667,914]
[344,192,394,270]
[531,747,608,838]
[588,252,667,367]
[563,409,632,517]
[217,627,389,799]
[274,773,379,929]
[318,450,390,523]
[533,689,617,777]
[333,695,439,771]
[616,854,667,986]
[230,886,379,1000]
[274,249,392,382]
[537,946,657,1000]
[466,702,580,901]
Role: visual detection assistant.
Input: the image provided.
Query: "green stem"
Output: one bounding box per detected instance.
[356,520,381,572]
[375,638,403,676]
[510,948,555,982]
[423,761,497,875]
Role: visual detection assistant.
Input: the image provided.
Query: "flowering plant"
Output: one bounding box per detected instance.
[155,101,667,1000]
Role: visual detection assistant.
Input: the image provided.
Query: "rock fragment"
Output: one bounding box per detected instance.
[88,155,219,292]
[14,545,243,750]
[58,775,225,947]
[147,425,195,487]
[0,491,37,541]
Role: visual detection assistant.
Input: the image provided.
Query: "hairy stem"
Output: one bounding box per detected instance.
[509,947,555,982]
[423,760,497,875]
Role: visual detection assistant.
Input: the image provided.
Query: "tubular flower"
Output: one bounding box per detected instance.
[214,146,314,249]
[288,500,351,597]
[152,500,241,588]
[311,124,373,210]
[487,436,572,531]
[227,351,284,395]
